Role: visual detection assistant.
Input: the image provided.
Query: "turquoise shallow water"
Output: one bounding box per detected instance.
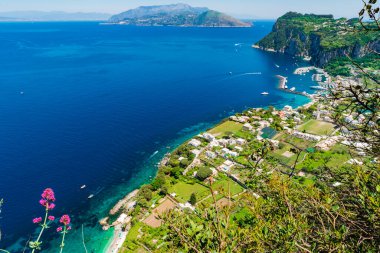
[0,21,317,252]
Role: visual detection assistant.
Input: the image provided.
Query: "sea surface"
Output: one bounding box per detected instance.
[0,21,318,252]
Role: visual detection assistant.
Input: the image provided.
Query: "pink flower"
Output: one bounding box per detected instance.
[48,216,55,221]
[33,217,42,224]
[47,203,55,210]
[57,226,63,232]
[60,215,71,226]
[67,226,71,231]
[41,188,55,202]
[39,199,47,207]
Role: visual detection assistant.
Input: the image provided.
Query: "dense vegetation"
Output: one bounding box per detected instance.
[255,12,379,67]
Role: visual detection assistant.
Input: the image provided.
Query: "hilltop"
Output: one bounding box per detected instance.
[254,12,379,68]
[108,3,251,27]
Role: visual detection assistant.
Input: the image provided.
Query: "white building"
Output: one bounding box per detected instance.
[189,139,201,147]
[243,123,253,131]
[202,133,216,142]
[191,149,201,156]
[283,105,293,112]
[220,160,234,172]
[236,138,246,145]
[206,151,217,159]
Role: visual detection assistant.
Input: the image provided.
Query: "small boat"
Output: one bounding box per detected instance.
[275,64,280,68]
[290,87,296,91]
[261,92,269,95]
[80,185,86,189]
[88,194,94,199]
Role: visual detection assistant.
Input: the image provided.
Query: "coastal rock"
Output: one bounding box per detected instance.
[109,189,139,215]
[255,12,379,67]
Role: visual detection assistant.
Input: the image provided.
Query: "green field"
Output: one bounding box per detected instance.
[169,182,210,203]
[212,177,244,196]
[208,121,243,137]
[298,120,336,136]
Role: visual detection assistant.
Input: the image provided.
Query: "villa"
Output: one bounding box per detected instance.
[191,149,201,156]
[243,123,253,131]
[206,151,217,159]
[202,133,216,142]
[189,139,201,147]
[236,138,246,145]
[219,160,234,172]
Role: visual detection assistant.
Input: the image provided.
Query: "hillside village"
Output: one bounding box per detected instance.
[100,67,376,252]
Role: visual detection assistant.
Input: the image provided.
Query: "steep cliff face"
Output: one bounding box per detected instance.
[255,12,379,67]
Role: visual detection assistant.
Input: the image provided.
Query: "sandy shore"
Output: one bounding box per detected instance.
[106,226,128,253]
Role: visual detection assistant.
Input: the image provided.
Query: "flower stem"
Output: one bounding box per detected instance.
[59,226,67,253]
[31,206,49,253]
[0,249,11,253]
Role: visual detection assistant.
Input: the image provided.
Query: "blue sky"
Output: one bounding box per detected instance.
[0,0,363,19]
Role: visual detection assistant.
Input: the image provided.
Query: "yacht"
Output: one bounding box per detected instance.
[261,92,269,95]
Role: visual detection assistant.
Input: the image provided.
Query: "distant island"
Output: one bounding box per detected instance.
[108,3,252,27]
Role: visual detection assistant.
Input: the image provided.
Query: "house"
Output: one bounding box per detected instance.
[189,139,201,147]
[234,146,243,152]
[292,131,322,142]
[220,160,234,172]
[191,149,201,156]
[236,138,246,145]
[210,140,220,147]
[221,148,238,157]
[202,133,216,142]
[206,151,217,159]
[228,139,236,145]
[218,139,229,146]
[283,105,293,112]
[258,120,270,128]
[243,123,253,131]
[294,117,302,124]
[278,111,286,119]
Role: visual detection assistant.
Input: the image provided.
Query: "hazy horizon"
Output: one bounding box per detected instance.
[0,0,363,19]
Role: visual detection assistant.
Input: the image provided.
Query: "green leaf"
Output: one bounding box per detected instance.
[376,185,380,192]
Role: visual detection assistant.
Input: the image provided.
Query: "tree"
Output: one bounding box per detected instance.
[189,193,197,205]
[139,185,153,201]
[151,173,166,191]
[196,167,213,181]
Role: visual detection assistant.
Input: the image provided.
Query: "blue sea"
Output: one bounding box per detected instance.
[0,22,318,252]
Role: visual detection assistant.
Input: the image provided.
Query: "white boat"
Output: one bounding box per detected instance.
[261,92,269,95]
[275,64,280,68]
[80,185,86,189]
[290,87,296,91]
[88,194,94,199]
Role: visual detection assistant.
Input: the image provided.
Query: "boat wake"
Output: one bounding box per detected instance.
[149,151,159,159]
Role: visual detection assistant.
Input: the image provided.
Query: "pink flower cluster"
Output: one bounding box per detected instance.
[56,214,71,233]
[33,217,42,224]
[39,188,56,210]
[60,215,71,226]
[48,215,55,221]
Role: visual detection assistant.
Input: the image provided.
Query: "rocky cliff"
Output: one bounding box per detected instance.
[255,12,380,67]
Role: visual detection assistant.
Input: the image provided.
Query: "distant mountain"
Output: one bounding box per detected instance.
[0,11,112,21]
[109,3,251,27]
